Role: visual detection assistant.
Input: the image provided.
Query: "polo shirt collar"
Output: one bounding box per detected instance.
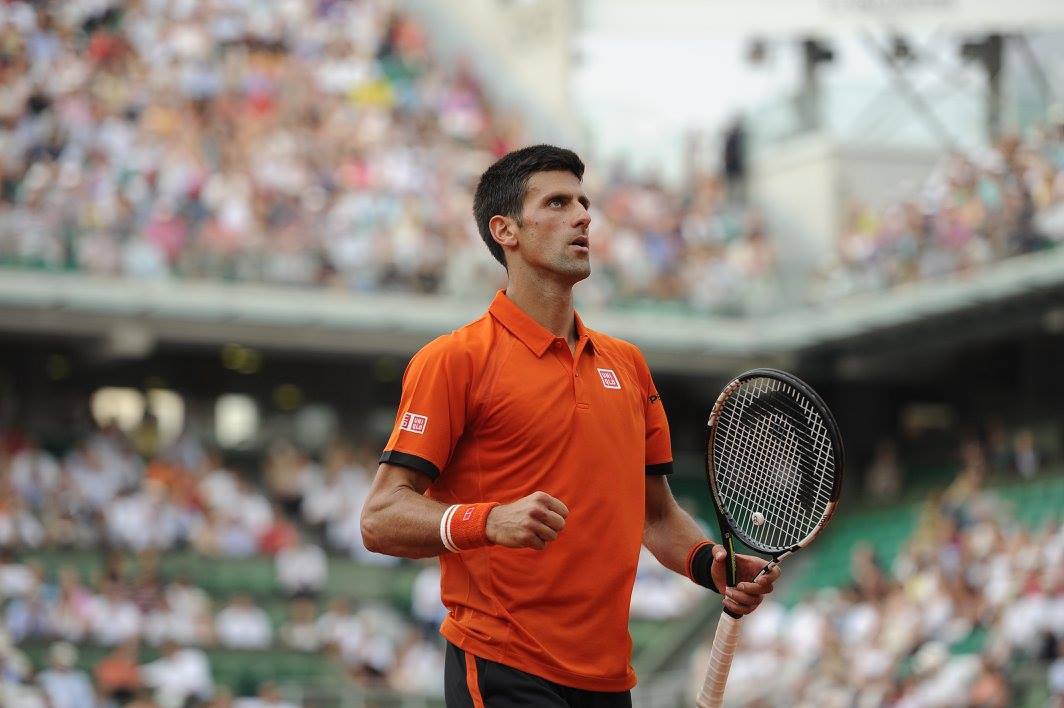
[488,290,596,357]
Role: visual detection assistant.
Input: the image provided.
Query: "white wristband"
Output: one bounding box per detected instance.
[439,504,460,553]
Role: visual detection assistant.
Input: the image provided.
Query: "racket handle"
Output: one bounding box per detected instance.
[696,612,741,708]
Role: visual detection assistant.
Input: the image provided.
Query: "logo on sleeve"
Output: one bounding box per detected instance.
[597,368,622,389]
[400,412,428,434]
[649,394,661,404]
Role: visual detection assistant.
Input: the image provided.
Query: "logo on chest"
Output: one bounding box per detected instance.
[597,368,622,390]
[400,412,428,434]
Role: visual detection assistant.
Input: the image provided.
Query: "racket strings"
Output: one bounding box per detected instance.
[726,379,834,547]
[717,400,821,548]
[734,380,833,547]
[712,377,836,551]
[719,384,814,548]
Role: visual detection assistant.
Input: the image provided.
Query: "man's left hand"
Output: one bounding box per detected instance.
[709,545,780,616]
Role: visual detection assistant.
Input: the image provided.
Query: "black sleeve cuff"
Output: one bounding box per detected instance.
[691,543,721,594]
[379,450,440,480]
[645,461,673,476]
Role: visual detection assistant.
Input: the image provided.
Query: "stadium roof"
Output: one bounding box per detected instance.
[584,0,1064,36]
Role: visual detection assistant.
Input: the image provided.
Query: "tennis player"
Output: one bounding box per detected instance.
[361,145,780,707]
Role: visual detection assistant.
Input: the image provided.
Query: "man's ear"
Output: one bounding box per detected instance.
[488,214,518,252]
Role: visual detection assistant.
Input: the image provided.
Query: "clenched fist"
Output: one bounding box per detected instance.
[486,491,569,550]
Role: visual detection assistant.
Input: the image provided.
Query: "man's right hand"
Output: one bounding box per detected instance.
[485,491,569,550]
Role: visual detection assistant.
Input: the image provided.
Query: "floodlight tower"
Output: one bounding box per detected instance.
[960,34,1005,140]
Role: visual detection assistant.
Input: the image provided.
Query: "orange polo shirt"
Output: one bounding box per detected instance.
[381,290,672,691]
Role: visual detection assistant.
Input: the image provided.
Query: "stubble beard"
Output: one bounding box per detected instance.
[553,251,591,285]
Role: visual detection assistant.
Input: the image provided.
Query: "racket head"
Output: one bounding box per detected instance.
[706,368,844,559]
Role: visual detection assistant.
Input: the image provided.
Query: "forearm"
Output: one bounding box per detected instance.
[360,483,451,559]
[642,502,714,577]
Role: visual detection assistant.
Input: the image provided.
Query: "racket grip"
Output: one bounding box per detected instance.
[696,612,741,708]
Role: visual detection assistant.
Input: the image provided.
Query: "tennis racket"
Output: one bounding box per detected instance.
[696,368,844,708]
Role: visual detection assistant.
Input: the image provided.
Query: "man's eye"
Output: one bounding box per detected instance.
[549,197,564,207]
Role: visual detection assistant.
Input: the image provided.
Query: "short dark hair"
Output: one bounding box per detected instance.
[473,144,585,268]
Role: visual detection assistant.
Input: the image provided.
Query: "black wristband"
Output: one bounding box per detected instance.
[691,543,720,594]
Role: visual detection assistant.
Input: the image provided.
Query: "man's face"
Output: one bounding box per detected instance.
[512,170,592,283]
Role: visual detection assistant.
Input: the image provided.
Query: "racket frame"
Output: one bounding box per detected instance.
[706,367,845,569]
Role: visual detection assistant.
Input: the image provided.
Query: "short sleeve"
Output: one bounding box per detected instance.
[379,336,474,480]
[633,348,673,475]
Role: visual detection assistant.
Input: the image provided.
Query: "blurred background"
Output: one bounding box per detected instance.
[0,0,1063,706]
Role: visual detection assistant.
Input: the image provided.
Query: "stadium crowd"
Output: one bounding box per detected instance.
[1,2,1061,315]
[817,126,1064,302]
[0,422,449,705]
[691,437,1064,707]
[0,403,699,705]
[0,0,776,316]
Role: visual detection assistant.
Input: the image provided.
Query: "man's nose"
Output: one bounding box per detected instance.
[575,204,591,229]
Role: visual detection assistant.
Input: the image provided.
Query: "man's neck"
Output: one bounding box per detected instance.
[504,272,577,346]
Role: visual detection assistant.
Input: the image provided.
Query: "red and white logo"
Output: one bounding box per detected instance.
[597,368,622,389]
[400,412,428,434]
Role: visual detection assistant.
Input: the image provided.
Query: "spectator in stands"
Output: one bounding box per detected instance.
[1013,429,1040,479]
[0,549,37,598]
[722,117,748,203]
[986,418,1013,476]
[155,572,216,647]
[106,480,185,551]
[36,641,94,708]
[0,626,45,706]
[317,597,364,662]
[409,562,444,638]
[389,627,445,695]
[94,638,142,703]
[198,455,240,513]
[88,579,143,646]
[258,502,300,556]
[279,597,321,652]
[140,640,214,707]
[1,677,47,708]
[0,496,45,548]
[66,438,125,513]
[263,440,318,518]
[144,593,203,648]
[348,602,404,686]
[215,594,273,650]
[196,507,259,558]
[850,543,890,602]
[165,572,212,622]
[234,477,274,542]
[274,533,327,597]
[49,567,92,643]
[8,436,61,510]
[301,442,366,544]
[130,562,165,613]
[4,584,51,642]
[967,653,1012,707]
[865,439,902,501]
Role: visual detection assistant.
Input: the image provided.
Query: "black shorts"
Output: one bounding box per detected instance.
[444,641,633,708]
